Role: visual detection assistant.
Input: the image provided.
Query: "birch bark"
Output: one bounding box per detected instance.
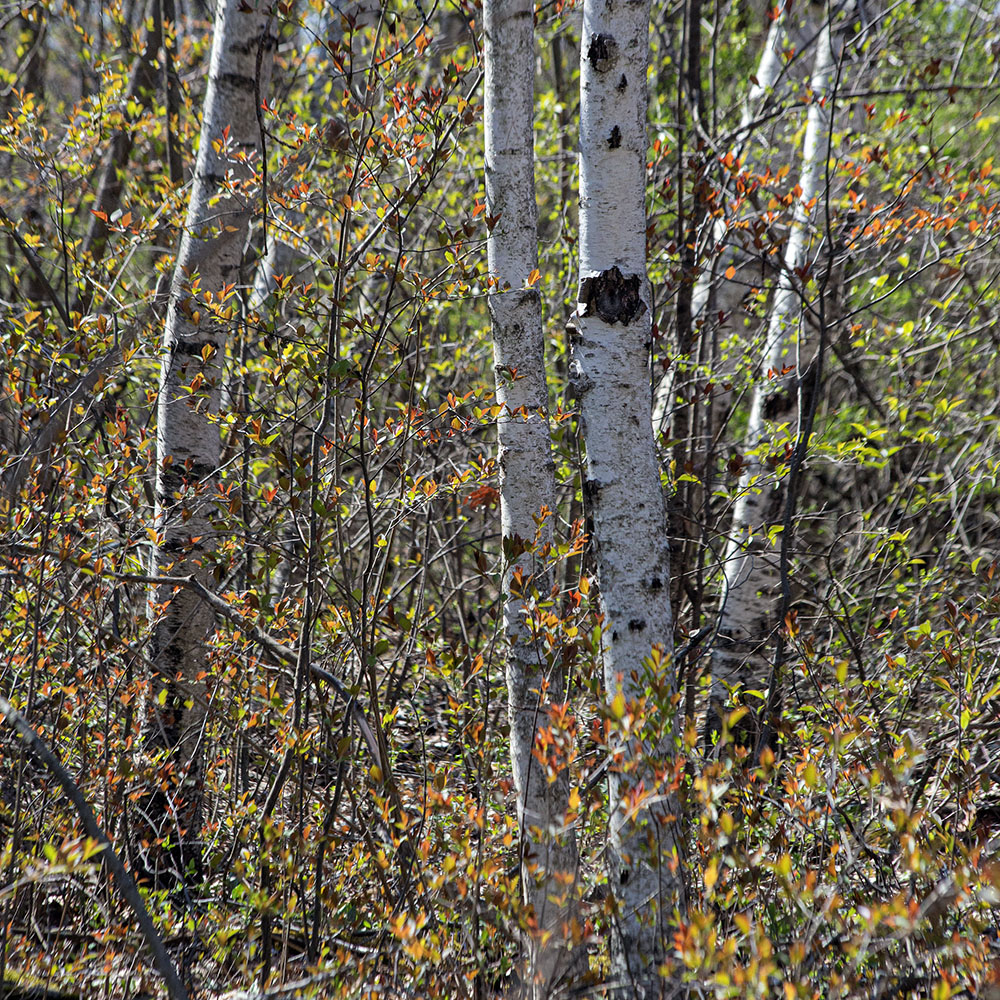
[573,1,683,993]
[147,0,277,877]
[484,0,579,992]
[652,6,809,437]
[708,18,835,745]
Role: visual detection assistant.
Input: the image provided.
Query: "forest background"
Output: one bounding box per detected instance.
[2,0,1000,998]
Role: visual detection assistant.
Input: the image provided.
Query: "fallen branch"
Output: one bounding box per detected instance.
[0,694,190,1000]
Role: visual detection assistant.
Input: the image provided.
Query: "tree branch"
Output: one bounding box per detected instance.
[0,206,73,332]
[0,695,190,1000]
[126,573,385,772]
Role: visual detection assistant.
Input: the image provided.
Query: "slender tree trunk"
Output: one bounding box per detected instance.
[15,10,49,308]
[246,0,361,609]
[146,0,277,884]
[573,2,683,994]
[707,17,835,748]
[652,6,798,437]
[159,0,185,185]
[81,0,162,273]
[484,1,579,993]
[17,11,47,102]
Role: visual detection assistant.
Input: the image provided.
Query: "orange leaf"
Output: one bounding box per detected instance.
[465,485,499,510]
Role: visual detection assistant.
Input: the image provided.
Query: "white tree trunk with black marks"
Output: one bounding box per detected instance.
[573,1,683,994]
[708,19,835,740]
[148,0,277,861]
[484,0,579,992]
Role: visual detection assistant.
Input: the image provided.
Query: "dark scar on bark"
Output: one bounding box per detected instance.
[588,33,617,72]
[763,385,796,420]
[608,125,621,149]
[628,619,646,632]
[617,74,628,91]
[578,267,646,325]
[582,478,602,503]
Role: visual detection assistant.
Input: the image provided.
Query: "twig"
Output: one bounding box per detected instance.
[124,573,384,772]
[0,206,73,333]
[2,343,123,500]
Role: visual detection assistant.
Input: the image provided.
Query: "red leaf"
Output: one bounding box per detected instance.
[465,485,500,510]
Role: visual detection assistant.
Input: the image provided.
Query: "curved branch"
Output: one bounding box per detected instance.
[0,695,190,1000]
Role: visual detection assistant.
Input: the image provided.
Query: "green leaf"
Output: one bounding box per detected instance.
[611,692,626,720]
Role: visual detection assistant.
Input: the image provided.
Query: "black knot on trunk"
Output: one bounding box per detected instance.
[608,125,621,149]
[582,478,602,502]
[762,386,796,420]
[588,33,618,72]
[579,267,646,325]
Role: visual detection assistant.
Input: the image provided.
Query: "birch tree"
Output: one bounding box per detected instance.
[708,16,836,747]
[146,0,277,881]
[651,6,799,437]
[484,0,579,992]
[573,0,683,992]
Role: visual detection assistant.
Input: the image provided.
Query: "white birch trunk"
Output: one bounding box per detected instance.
[574,2,683,993]
[708,19,835,742]
[147,0,277,861]
[484,0,579,992]
[652,8,801,437]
